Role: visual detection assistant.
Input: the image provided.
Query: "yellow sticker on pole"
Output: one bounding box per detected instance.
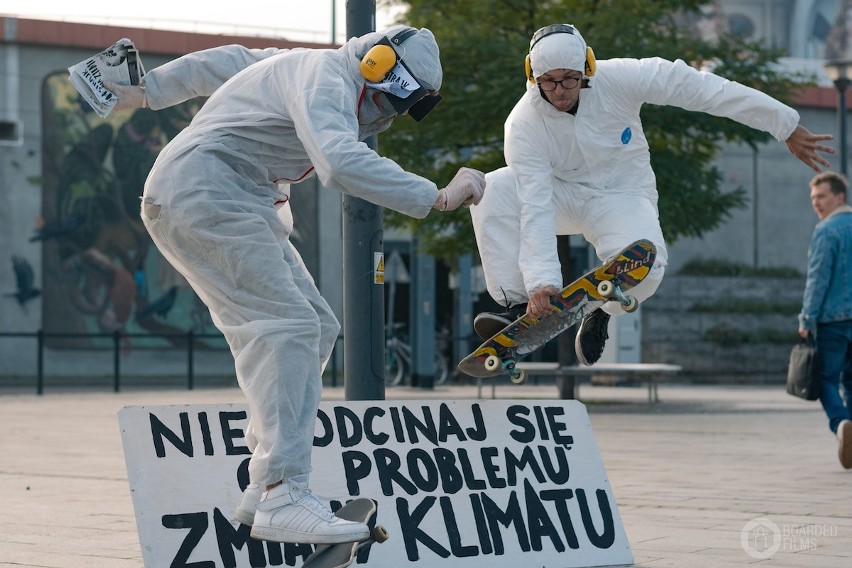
[374,252,384,284]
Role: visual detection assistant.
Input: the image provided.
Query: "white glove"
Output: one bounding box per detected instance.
[102,80,148,111]
[434,167,486,211]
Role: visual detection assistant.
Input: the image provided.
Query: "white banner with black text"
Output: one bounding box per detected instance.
[118,400,632,567]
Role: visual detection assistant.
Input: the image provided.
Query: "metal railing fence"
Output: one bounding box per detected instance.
[0,330,483,395]
[0,330,343,395]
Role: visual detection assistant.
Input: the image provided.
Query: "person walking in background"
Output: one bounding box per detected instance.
[799,171,852,469]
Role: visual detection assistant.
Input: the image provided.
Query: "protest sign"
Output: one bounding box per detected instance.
[119,400,632,567]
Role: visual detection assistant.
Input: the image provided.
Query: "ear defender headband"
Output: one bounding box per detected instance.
[524,23,596,83]
[360,28,418,82]
[360,28,442,122]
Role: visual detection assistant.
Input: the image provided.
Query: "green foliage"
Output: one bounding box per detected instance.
[679,257,803,277]
[377,0,811,260]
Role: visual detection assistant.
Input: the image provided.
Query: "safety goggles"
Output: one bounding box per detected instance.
[398,90,442,122]
[369,40,442,121]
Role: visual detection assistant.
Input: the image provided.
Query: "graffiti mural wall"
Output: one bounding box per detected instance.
[39,72,319,352]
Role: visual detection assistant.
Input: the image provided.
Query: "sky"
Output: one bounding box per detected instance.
[0,1,402,44]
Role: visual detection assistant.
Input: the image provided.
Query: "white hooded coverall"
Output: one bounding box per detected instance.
[471,56,800,313]
[139,28,442,487]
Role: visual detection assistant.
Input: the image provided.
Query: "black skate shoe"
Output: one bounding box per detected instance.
[473,303,527,340]
[575,309,610,366]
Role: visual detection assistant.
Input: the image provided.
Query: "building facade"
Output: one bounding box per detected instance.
[1,3,850,378]
[0,17,341,378]
[669,0,845,271]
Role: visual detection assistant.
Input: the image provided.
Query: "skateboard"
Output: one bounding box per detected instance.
[302,498,389,568]
[457,239,656,384]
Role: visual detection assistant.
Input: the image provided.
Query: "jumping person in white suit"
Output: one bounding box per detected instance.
[471,23,833,365]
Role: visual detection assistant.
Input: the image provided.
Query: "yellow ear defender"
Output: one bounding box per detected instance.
[360,28,419,82]
[361,44,397,82]
[585,46,597,77]
[524,24,596,83]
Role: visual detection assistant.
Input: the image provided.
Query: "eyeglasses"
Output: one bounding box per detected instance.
[537,77,581,91]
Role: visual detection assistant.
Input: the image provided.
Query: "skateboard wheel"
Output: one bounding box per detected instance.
[484,355,501,371]
[597,280,615,298]
[510,368,527,385]
[372,525,389,543]
[622,295,639,313]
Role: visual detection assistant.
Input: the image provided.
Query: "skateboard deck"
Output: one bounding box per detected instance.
[302,498,388,568]
[457,239,656,382]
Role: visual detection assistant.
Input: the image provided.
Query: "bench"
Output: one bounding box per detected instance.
[477,362,683,402]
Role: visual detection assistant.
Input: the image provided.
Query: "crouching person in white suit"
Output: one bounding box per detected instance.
[471,23,832,365]
[104,26,485,544]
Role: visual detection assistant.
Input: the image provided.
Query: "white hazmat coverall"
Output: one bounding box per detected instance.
[139,28,442,487]
[471,57,799,313]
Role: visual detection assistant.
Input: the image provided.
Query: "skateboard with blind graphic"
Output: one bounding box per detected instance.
[458,239,656,384]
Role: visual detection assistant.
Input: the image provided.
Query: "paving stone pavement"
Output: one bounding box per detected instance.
[1,380,850,567]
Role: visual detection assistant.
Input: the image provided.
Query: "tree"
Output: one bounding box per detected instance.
[377,0,809,260]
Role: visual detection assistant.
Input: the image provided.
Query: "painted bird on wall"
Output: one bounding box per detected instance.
[5,255,41,310]
[135,286,178,321]
[29,215,85,242]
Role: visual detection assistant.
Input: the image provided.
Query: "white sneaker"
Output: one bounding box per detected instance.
[249,482,370,544]
[233,484,262,526]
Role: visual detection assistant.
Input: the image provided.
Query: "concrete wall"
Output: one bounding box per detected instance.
[667,107,833,275]
[642,274,804,382]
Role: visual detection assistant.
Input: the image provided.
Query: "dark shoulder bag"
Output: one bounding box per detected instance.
[786,334,820,401]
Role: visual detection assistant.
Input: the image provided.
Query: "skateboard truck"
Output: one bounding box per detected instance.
[348,525,389,554]
[483,355,527,384]
[596,280,639,312]
[301,498,389,568]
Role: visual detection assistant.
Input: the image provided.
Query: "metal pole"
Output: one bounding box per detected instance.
[187,330,195,390]
[36,329,44,395]
[752,147,758,268]
[331,337,339,387]
[113,330,121,392]
[343,0,384,401]
[331,0,336,44]
[453,255,473,369]
[839,80,849,176]
[410,249,435,389]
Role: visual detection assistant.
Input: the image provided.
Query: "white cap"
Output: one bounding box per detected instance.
[529,28,588,78]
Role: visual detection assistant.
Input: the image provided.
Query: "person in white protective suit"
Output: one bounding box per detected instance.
[104,26,485,544]
[471,23,833,365]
